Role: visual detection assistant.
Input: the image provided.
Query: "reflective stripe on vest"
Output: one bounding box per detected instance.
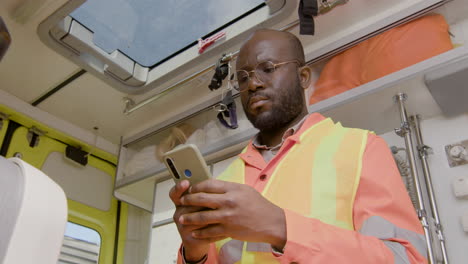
[215,118,368,263]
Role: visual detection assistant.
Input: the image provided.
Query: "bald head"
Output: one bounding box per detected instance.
[235,28,311,134]
[238,29,305,66]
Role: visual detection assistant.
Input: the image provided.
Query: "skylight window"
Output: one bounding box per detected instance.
[40,0,290,93]
[70,0,265,67]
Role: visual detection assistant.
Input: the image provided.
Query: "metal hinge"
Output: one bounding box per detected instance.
[319,0,349,15]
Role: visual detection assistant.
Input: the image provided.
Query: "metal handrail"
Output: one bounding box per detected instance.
[412,115,450,263]
[394,93,436,264]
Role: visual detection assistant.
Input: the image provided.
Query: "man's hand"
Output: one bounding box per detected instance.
[179,179,287,250]
[170,180,226,262]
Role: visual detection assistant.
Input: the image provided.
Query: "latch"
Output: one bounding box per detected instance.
[65,145,88,166]
[27,126,47,148]
[445,139,468,167]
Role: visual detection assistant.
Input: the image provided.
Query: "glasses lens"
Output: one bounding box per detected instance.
[230,79,241,91]
[236,70,249,84]
[255,61,275,83]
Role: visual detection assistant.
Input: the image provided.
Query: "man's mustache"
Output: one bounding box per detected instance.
[247,91,271,106]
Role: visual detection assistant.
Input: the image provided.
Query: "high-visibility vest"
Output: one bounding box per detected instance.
[215,118,368,263]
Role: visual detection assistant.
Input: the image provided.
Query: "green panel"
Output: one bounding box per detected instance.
[6,126,66,167]
[6,126,124,264]
[0,104,117,164]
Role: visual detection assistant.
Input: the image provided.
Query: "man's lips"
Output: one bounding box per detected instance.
[249,96,269,110]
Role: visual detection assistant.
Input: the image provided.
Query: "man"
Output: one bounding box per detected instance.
[170,29,427,263]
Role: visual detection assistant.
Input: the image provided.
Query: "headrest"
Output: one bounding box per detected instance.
[0,157,68,264]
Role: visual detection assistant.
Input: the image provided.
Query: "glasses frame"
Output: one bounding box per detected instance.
[233,60,302,92]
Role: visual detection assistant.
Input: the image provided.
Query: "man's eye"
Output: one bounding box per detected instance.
[261,66,275,74]
[237,74,249,83]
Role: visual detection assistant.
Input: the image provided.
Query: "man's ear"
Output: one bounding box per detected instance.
[299,65,313,90]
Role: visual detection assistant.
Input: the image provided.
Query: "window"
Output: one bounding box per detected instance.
[39,0,291,94]
[70,0,265,67]
[58,222,101,264]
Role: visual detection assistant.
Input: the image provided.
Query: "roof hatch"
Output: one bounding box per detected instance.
[39,0,292,94]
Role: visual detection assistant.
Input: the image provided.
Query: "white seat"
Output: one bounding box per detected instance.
[0,157,67,264]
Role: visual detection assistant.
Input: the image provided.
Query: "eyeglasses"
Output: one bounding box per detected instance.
[232,60,301,92]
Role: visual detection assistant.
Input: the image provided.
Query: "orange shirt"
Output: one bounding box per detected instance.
[178,113,427,263]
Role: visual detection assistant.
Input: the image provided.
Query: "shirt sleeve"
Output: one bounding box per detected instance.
[274,133,428,264]
[176,244,219,264]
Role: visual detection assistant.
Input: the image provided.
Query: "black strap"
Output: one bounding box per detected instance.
[298,0,319,35]
[216,91,238,129]
[208,56,229,91]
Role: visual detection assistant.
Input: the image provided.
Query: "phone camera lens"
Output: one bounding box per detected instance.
[166,158,180,179]
[184,169,192,177]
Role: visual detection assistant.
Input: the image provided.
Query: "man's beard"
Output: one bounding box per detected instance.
[244,83,305,132]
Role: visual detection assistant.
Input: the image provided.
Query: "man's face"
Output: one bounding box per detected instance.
[236,33,306,132]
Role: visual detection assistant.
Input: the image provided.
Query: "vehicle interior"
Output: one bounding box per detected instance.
[1,0,468,263]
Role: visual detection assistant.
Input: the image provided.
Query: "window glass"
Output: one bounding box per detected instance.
[58,222,101,264]
[71,0,265,67]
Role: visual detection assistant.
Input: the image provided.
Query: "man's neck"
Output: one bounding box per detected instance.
[258,110,309,148]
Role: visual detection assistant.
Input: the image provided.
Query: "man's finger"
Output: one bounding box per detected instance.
[169,180,190,205]
[180,193,226,209]
[192,224,226,239]
[193,235,228,244]
[190,179,234,194]
[180,209,226,226]
[177,205,207,214]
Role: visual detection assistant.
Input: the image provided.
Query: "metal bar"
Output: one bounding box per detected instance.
[411,115,450,264]
[393,93,436,264]
[31,69,86,106]
[278,19,300,32]
[152,218,174,228]
[125,65,216,114]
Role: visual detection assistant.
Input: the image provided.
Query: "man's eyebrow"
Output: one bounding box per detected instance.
[238,62,255,70]
[256,55,278,63]
[238,63,249,70]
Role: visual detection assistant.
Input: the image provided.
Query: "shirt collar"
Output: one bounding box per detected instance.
[252,113,312,150]
[240,113,327,167]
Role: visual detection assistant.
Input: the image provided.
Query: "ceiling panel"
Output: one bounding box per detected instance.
[0,2,79,103]
[36,73,128,144]
[37,70,220,144]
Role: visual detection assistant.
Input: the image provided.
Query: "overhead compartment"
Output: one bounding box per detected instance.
[113,0,468,211]
[115,50,468,211]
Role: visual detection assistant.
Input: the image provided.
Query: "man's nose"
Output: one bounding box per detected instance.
[247,72,264,92]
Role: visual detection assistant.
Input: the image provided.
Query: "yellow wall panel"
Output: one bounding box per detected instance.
[6,126,124,264]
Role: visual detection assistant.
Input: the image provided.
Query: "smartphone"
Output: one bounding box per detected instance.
[163,144,211,185]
